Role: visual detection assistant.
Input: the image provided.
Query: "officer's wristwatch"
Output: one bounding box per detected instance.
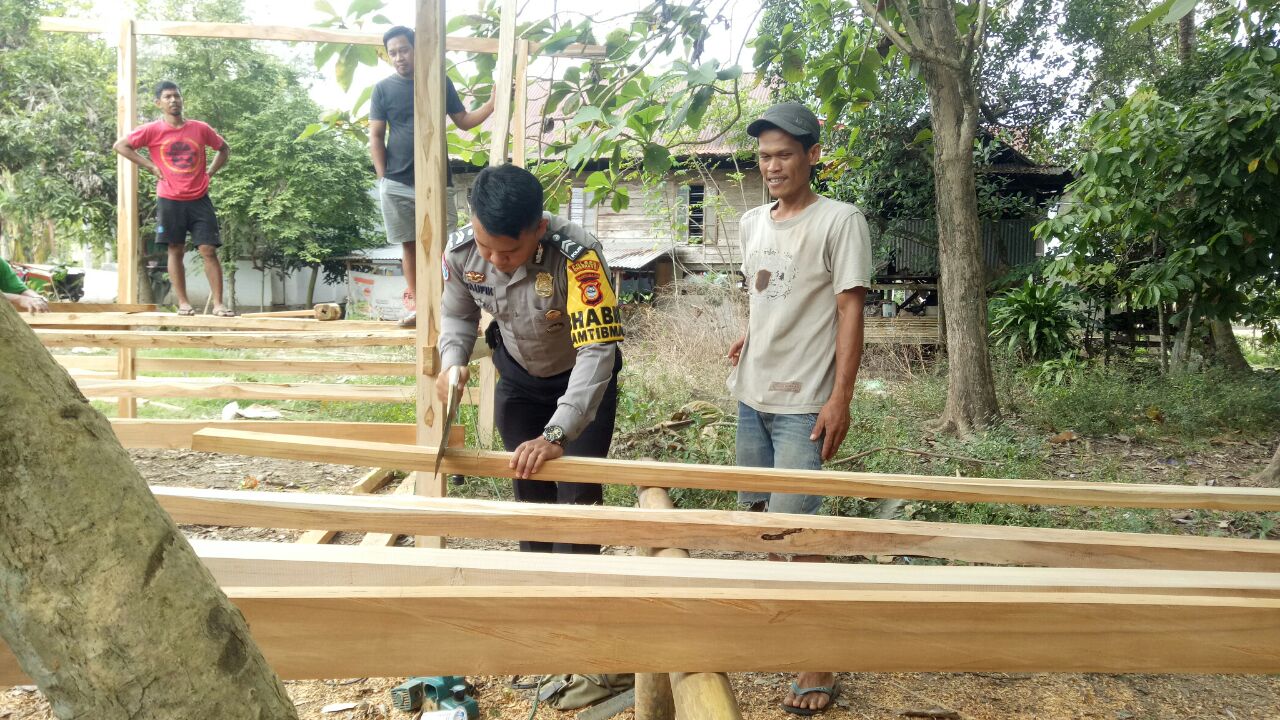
[542,425,566,446]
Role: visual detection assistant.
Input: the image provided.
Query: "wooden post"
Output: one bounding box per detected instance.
[487,0,518,166]
[511,39,530,168]
[469,2,519,449]
[115,19,139,418]
[635,486,742,720]
[412,0,448,548]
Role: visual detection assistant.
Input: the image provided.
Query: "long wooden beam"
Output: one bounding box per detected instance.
[4,587,1278,683]
[111,420,416,449]
[46,302,156,313]
[37,329,413,349]
[152,488,1280,571]
[77,378,418,403]
[26,312,391,332]
[38,17,606,57]
[190,429,1280,512]
[192,541,1280,597]
[57,355,416,376]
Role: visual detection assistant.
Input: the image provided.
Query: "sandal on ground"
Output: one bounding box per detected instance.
[211,308,235,317]
[175,306,196,316]
[781,679,840,716]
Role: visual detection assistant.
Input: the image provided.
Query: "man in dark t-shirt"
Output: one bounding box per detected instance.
[371,25,495,327]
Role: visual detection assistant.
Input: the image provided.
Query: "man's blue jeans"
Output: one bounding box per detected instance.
[736,402,824,515]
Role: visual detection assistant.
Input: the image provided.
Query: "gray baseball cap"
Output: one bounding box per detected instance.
[746,102,822,143]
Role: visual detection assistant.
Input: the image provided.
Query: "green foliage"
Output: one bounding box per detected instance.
[989,279,1081,361]
[1041,6,1280,331]
[0,0,116,258]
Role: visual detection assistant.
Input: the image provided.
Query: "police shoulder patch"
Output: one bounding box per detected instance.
[547,230,589,261]
[447,226,475,252]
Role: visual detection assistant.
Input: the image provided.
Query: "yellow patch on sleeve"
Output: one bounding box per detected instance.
[566,249,625,348]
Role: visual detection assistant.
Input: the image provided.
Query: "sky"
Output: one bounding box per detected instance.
[90,0,765,113]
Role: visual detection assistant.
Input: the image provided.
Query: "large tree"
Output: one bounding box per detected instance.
[0,301,297,719]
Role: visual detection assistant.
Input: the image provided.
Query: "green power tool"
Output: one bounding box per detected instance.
[391,676,478,718]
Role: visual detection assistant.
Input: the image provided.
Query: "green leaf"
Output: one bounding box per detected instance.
[314,42,341,68]
[1128,0,1175,33]
[570,106,605,126]
[642,143,672,175]
[584,171,609,191]
[1248,157,1260,173]
[1163,0,1197,24]
[611,185,630,213]
[716,65,742,81]
[567,135,595,168]
[335,47,357,91]
[912,128,934,145]
[685,86,714,130]
[352,85,374,115]
[298,123,324,140]
[348,0,384,17]
[314,0,338,17]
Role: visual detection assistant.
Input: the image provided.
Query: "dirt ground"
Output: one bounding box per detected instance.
[2,441,1278,720]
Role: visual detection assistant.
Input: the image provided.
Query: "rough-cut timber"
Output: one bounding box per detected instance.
[190,429,1280,512]
[36,329,413,348]
[185,541,1280,597]
[152,487,1280,571]
[112,420,416,449]
[57,355,416,376]
[0,302,296,718]
[25,312,390,332]
[1,588,1277,682]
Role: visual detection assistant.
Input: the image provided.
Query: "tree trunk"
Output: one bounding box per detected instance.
[1254,442,1280,486]
[0,302,297,720]
[135,254,154,304]
[917,1,1000,435]
[1208,318,1251,373]
[1170,297,1199,373]
[306,265,320,307]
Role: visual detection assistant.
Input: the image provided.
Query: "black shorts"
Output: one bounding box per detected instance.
[156,194,220,247]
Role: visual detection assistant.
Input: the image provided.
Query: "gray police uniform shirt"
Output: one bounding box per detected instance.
[439,213,624,441]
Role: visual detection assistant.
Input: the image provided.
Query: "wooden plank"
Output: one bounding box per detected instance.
[359,476,418,548]
[77,378,416,403]
[351,467,399,494]
[511,40,530,168]
[190,429,1280,513]
[25,312,391,332]
[152,488,1280,571]
[116,19,139,420]
[487,0,518,166]
[55,355,415,376]
[239,309,315,318]
[190,540,1280,598]
[39,17,606,57]
[37,329,413,349]
[5,587,1278,683]
[296,530,337,544]
[46,302,156,313]
[112,420,416,449]
[413,0,449,549]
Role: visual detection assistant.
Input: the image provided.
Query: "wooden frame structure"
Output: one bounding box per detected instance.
[21,6,1278,715]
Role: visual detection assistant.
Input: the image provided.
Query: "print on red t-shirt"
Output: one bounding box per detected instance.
[126,120,226,201]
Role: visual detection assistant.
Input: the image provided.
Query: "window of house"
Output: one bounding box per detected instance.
[569,186,597,231]
[687,184,705,243]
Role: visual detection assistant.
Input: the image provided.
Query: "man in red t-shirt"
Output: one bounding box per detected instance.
[114,81,232,316]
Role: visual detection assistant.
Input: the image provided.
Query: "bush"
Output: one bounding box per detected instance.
[989,279,1080,361]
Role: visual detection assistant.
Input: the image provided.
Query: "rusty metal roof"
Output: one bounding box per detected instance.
[603,245,671,271]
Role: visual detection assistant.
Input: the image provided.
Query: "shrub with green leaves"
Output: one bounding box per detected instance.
[989,279,1080,361]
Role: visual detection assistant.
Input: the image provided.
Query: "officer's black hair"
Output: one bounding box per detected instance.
[383,26,414,48]
[470,164,544,239]
[154,80,180,99]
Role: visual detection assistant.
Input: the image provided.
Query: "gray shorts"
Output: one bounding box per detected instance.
[379,177,458,244]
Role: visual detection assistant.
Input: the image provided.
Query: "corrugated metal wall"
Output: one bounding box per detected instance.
[879,218,1039,276]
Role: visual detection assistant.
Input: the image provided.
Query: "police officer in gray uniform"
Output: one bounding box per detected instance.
[437,164,623,554]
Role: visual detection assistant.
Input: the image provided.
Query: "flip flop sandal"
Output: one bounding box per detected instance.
[781,679,840,716]
[211,308,236,317]
[176,307,196,316]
